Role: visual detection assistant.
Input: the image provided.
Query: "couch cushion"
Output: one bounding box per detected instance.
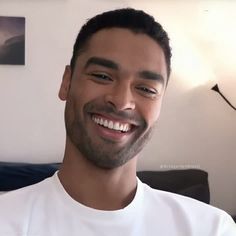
[0,162,60,191]
[137,169,210,203]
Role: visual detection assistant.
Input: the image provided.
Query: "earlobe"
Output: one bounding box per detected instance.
[58,65,72,101]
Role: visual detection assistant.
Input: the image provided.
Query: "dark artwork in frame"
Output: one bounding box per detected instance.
[0,16,25,65]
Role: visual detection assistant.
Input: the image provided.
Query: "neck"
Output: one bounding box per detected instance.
[58,138,138,210]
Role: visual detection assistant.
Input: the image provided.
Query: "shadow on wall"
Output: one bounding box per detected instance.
[211,84,236,111]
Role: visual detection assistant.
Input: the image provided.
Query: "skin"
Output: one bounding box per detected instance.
[58,28,168,210]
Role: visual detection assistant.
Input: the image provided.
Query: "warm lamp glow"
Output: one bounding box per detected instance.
[171,35,215,88]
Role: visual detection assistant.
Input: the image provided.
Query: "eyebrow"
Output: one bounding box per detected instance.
[85,57,119,70]
[85,56,165,85]
[139,71,165,85]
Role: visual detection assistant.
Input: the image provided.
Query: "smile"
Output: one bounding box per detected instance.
[92,115,131,133]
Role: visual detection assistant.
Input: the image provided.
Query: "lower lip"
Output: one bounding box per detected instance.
[92,120,131,142]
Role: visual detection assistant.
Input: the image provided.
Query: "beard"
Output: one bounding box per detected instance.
[64,99,155,169]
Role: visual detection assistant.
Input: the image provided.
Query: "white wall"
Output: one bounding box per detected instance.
[0,0,235,215]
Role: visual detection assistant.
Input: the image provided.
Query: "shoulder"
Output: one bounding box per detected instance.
[0,175,55,233]
[139,181,236,235]
[0,174,53,203]
[140,181,226,216]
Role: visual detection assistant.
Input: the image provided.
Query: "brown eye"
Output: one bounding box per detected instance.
[91,73,112,81]
[138,87,156,94]
[137,86,157,96]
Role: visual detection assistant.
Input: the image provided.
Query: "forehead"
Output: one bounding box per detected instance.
[77,28,167,79]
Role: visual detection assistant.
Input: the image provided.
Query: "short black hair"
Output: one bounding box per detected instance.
[70,8,172,78]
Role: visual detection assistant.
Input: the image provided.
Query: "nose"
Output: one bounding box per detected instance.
[104,83,135,111]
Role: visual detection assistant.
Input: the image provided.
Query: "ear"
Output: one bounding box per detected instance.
[58,65,72,101]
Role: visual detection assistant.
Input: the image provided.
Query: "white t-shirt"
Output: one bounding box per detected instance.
[0,172,235,236]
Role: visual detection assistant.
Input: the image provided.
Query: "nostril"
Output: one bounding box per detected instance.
[105,95,135,111]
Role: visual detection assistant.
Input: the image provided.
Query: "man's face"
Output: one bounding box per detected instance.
[59,28,168,169]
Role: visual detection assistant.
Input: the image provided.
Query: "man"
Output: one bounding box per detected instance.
[0,8,235,236]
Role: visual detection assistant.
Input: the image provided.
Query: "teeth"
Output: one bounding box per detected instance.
[92,116,130,132]
[108,121,113,129]
[104,120,108,127]
[114,122,120,131]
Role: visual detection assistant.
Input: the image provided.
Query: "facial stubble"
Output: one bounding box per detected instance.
[65,100,155,169]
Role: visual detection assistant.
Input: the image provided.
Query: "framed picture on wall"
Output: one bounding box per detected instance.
[0,16,25,65]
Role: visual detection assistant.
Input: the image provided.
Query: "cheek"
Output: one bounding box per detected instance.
[71,79,107,104]
[68,82,108,121]
[64,98,76,130]
[139,99,163,126]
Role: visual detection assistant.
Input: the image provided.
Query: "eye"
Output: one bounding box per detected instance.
[89,73,113,83]
[136,86,158,98]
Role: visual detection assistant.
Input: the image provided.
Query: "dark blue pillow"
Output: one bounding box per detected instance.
[0,162,60,191]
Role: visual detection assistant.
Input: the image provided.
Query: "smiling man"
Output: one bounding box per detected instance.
[0,8,236,236]
[57,25,167,211]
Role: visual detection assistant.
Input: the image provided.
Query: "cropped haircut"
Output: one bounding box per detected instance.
[70,8,172,79]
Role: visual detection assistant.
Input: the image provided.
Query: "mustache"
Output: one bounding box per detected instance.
[84,102,145,125]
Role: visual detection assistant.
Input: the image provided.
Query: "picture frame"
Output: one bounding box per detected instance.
[0,16,25,65]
